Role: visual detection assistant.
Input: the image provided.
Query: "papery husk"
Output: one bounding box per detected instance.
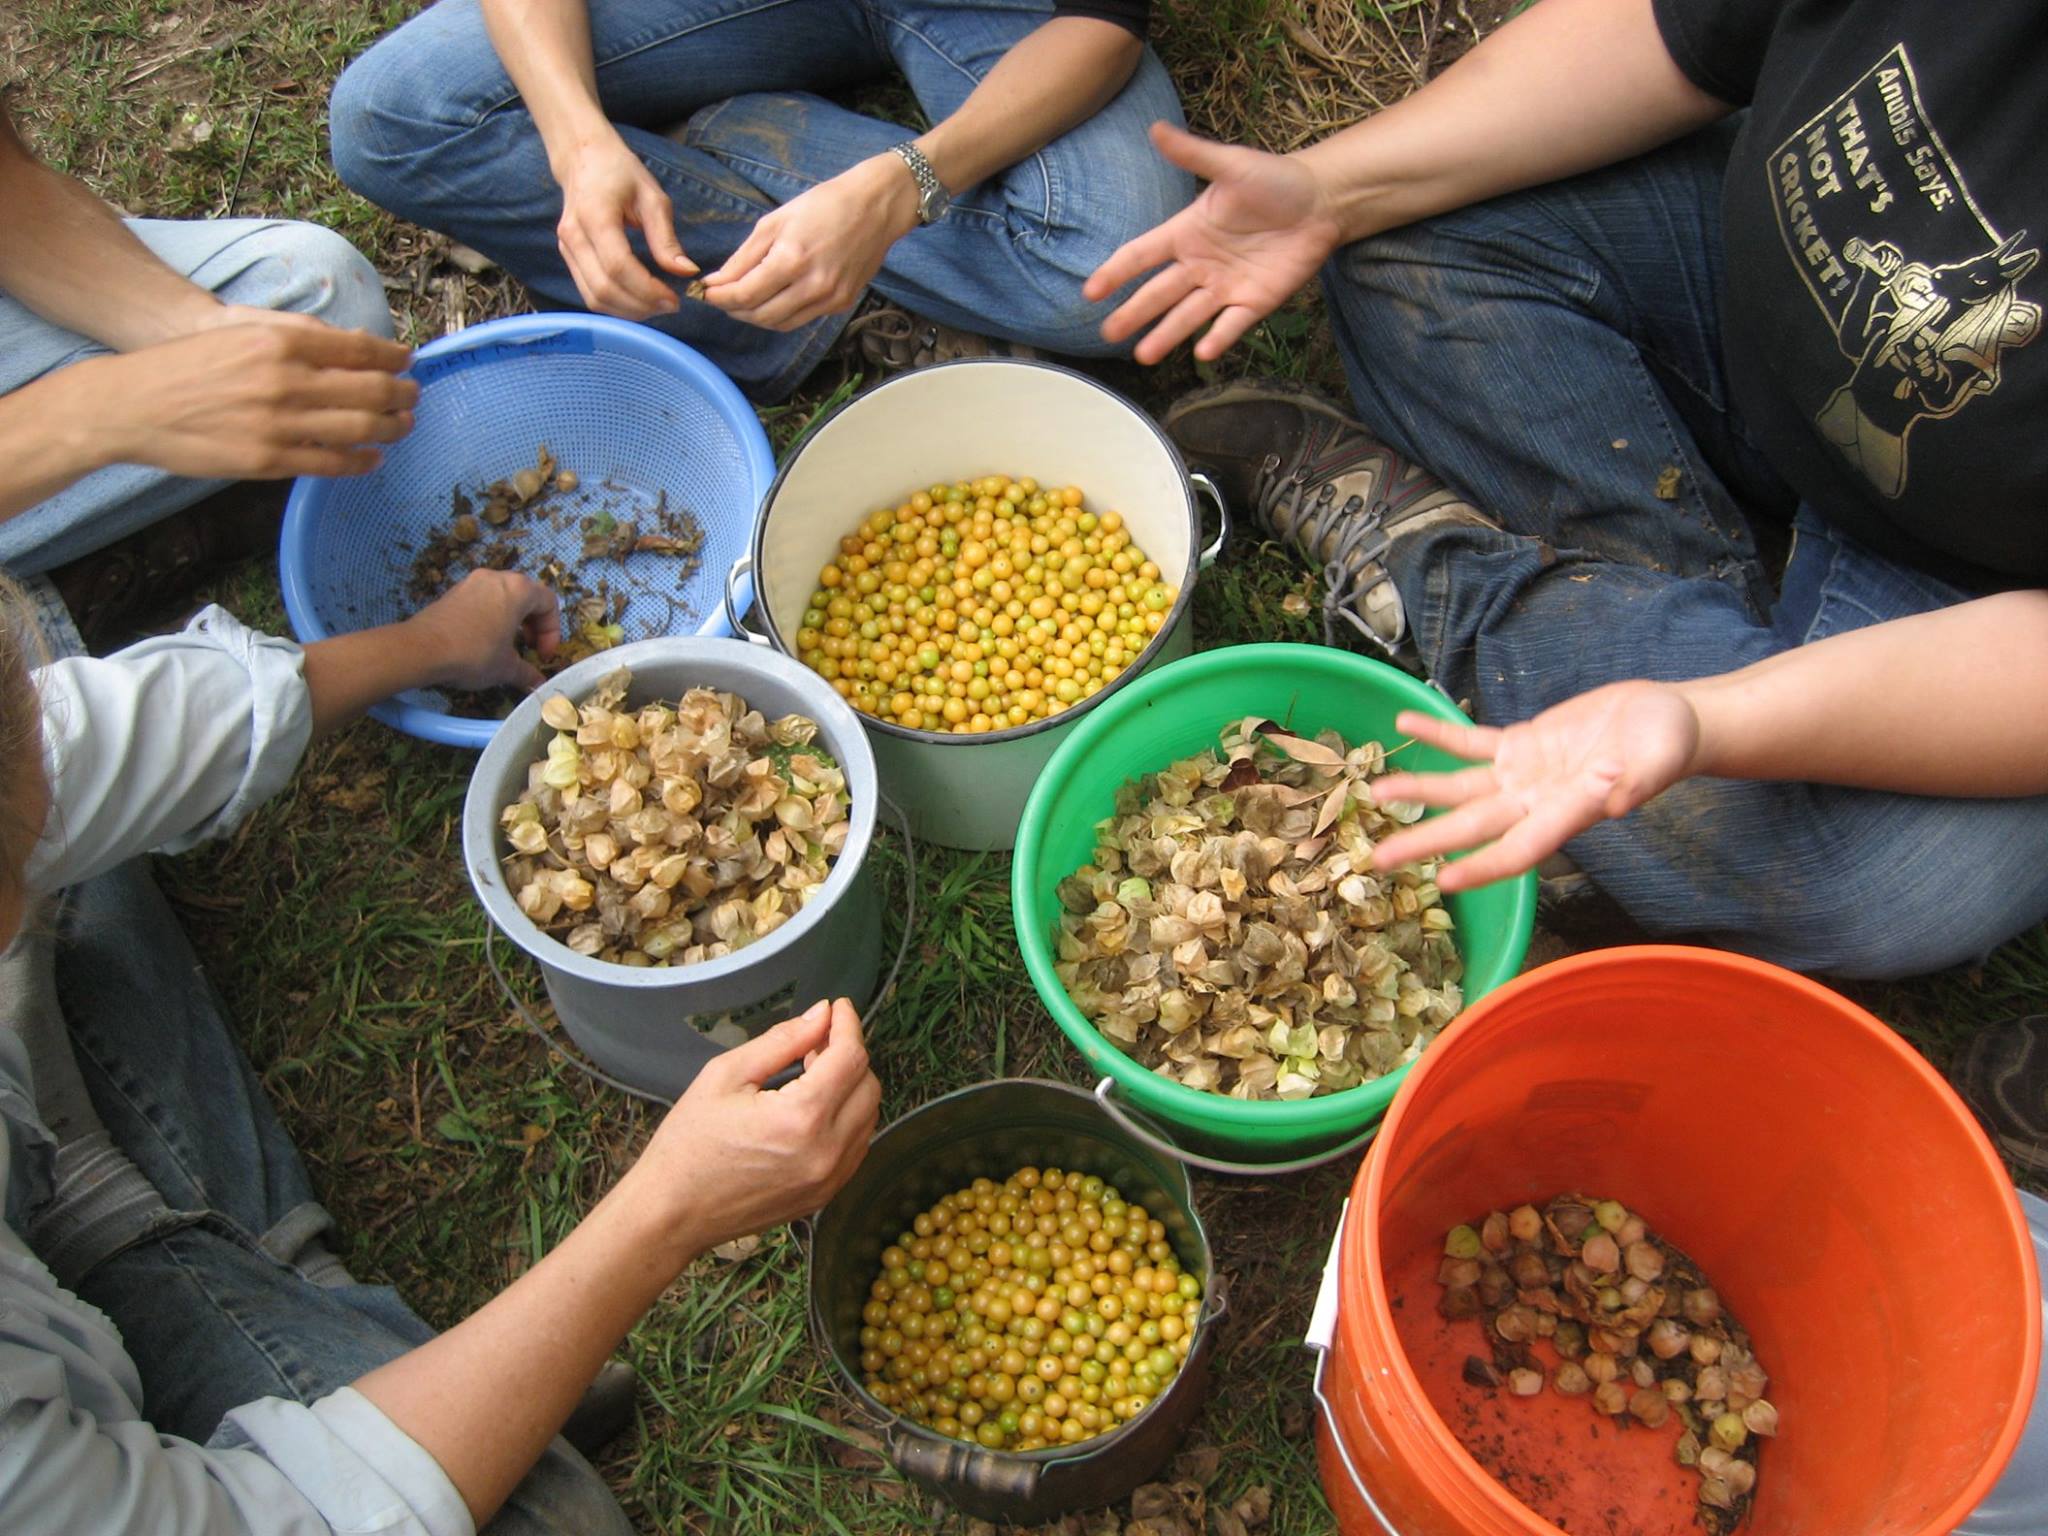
[503,670,849,967]
[1055,719,1463,1100]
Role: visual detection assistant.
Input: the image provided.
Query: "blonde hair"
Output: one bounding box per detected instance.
[0,570,47,904]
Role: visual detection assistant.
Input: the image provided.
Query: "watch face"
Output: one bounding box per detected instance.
[922,184,950,223]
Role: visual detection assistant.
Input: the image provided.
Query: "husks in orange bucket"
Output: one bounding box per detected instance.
[1435,1193,1776,1532]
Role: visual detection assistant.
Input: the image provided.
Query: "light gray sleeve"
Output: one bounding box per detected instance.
[0,1339,471,1536]
[24,605,313,894]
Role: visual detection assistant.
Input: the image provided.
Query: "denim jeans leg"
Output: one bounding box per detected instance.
[1323,124,1798,624]
[330,0,892,399]
[684,32,1193,357]
[0,219,390,576]
[52,861,630,1533]
[51,860,330,1257]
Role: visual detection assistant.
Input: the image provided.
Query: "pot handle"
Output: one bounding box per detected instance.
[1303,1205,1404,1535]
[724,554,772,648]
[1091,1076,1378,1178]
[884,1424,1045,1503]
[1190,471,1231,570]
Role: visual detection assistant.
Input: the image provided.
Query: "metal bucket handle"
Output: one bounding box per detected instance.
[1304,1201,1403,1535]
[724,553,772,647]
[1091,1076,1379,1178]
[1190,471,1231,570]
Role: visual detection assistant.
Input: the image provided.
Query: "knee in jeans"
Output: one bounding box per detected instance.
[232,223,394,339]
[329,44,459,214]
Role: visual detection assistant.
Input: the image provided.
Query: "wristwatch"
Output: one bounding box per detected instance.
[890,142,951,226]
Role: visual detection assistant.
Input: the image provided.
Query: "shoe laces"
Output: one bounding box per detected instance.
[1253,451,1400,652]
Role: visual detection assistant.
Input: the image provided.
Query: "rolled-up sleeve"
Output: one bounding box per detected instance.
[24,606,312,894]
[0,1353,472,1536]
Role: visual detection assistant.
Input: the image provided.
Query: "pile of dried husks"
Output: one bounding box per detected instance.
[499,669,849,966]
[1439,1194,1776,1533]
[1053,718,1463,1099]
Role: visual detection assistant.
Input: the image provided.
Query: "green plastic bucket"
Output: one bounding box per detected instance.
[1011,643,1536,1173]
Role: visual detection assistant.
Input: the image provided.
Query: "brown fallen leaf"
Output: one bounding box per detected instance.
[1172,1445,1223,1487]
[1209,1511,1250,1536]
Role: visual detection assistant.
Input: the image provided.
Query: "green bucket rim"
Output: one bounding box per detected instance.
[1011,642,1536,1140]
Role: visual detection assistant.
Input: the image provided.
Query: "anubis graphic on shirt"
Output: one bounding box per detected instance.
[1772,45,2041,499]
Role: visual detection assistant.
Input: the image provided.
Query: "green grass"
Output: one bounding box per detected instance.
[9,2,2046,1533]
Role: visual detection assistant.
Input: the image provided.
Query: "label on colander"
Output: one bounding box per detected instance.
[410,328,595,386]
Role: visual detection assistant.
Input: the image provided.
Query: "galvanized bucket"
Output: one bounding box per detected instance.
[464,637,881,1099]
[810,1078,1227,1524]
[726,359,1225,852]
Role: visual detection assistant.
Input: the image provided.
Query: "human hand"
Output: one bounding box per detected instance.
[408,569,562,691]
[95,314,416,478]
[553,131,697,319]
[1084,121,1343,364]
[1366,683,1703,891]
[698,156,917,331]
[635,998,880,1252]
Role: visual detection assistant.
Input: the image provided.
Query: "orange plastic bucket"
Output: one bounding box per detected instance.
[1309,946,2040,1536]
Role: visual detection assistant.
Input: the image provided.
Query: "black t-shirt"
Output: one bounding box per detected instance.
[1653,0,2048,588]
[1054,0,1148,36]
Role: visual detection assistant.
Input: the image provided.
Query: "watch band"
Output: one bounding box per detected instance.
[890,141,947,225]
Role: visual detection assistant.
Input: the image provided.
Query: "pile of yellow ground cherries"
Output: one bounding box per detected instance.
[795,476,1178,734]
[860,1165,1205,1450]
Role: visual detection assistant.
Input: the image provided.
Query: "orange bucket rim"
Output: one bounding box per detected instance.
[1343,943,2043,1536]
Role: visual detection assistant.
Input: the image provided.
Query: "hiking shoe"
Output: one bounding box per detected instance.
[1952,1014,2048,1177]
[838,293,1039,379]
[1162,379,1496,652]
[561,1359,639,1457]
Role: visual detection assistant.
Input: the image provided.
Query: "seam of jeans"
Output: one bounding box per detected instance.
[464,0,834,123]
[152,1231,325,1407]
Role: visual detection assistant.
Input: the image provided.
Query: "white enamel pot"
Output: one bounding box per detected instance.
[464,637,882,1100]
[726,359,1227,851]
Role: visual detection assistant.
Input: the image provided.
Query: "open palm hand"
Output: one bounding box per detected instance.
[1085,122,1342,364]
[1367,683,1704,891]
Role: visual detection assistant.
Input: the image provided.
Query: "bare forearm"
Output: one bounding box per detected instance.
[301,612,481,737]
[0,112,222,348]
[354,1172,710,1525]
[1679,591,2048,797]
[0,364,115,518]
[917,17,1142,195]
[1294,0,1727,243]
[479,0,615,172]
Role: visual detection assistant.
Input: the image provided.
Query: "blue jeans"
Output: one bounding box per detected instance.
[1321,124,2048,979]
[330,0,1194,400]
[32,862,627,1536]
[0,219,392,576]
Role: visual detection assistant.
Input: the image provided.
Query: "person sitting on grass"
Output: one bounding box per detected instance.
[0,561,882,1535]
[327,0,1195,400]
[0,96,416,644]
[1085,0,2048,1167]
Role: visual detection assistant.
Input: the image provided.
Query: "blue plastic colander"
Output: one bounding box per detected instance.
[280,313,774,748]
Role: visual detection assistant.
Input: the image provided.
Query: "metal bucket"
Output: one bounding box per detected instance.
[810,1078,1227,1524]
[463,637,882,1100]
[726,359,1225,852]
